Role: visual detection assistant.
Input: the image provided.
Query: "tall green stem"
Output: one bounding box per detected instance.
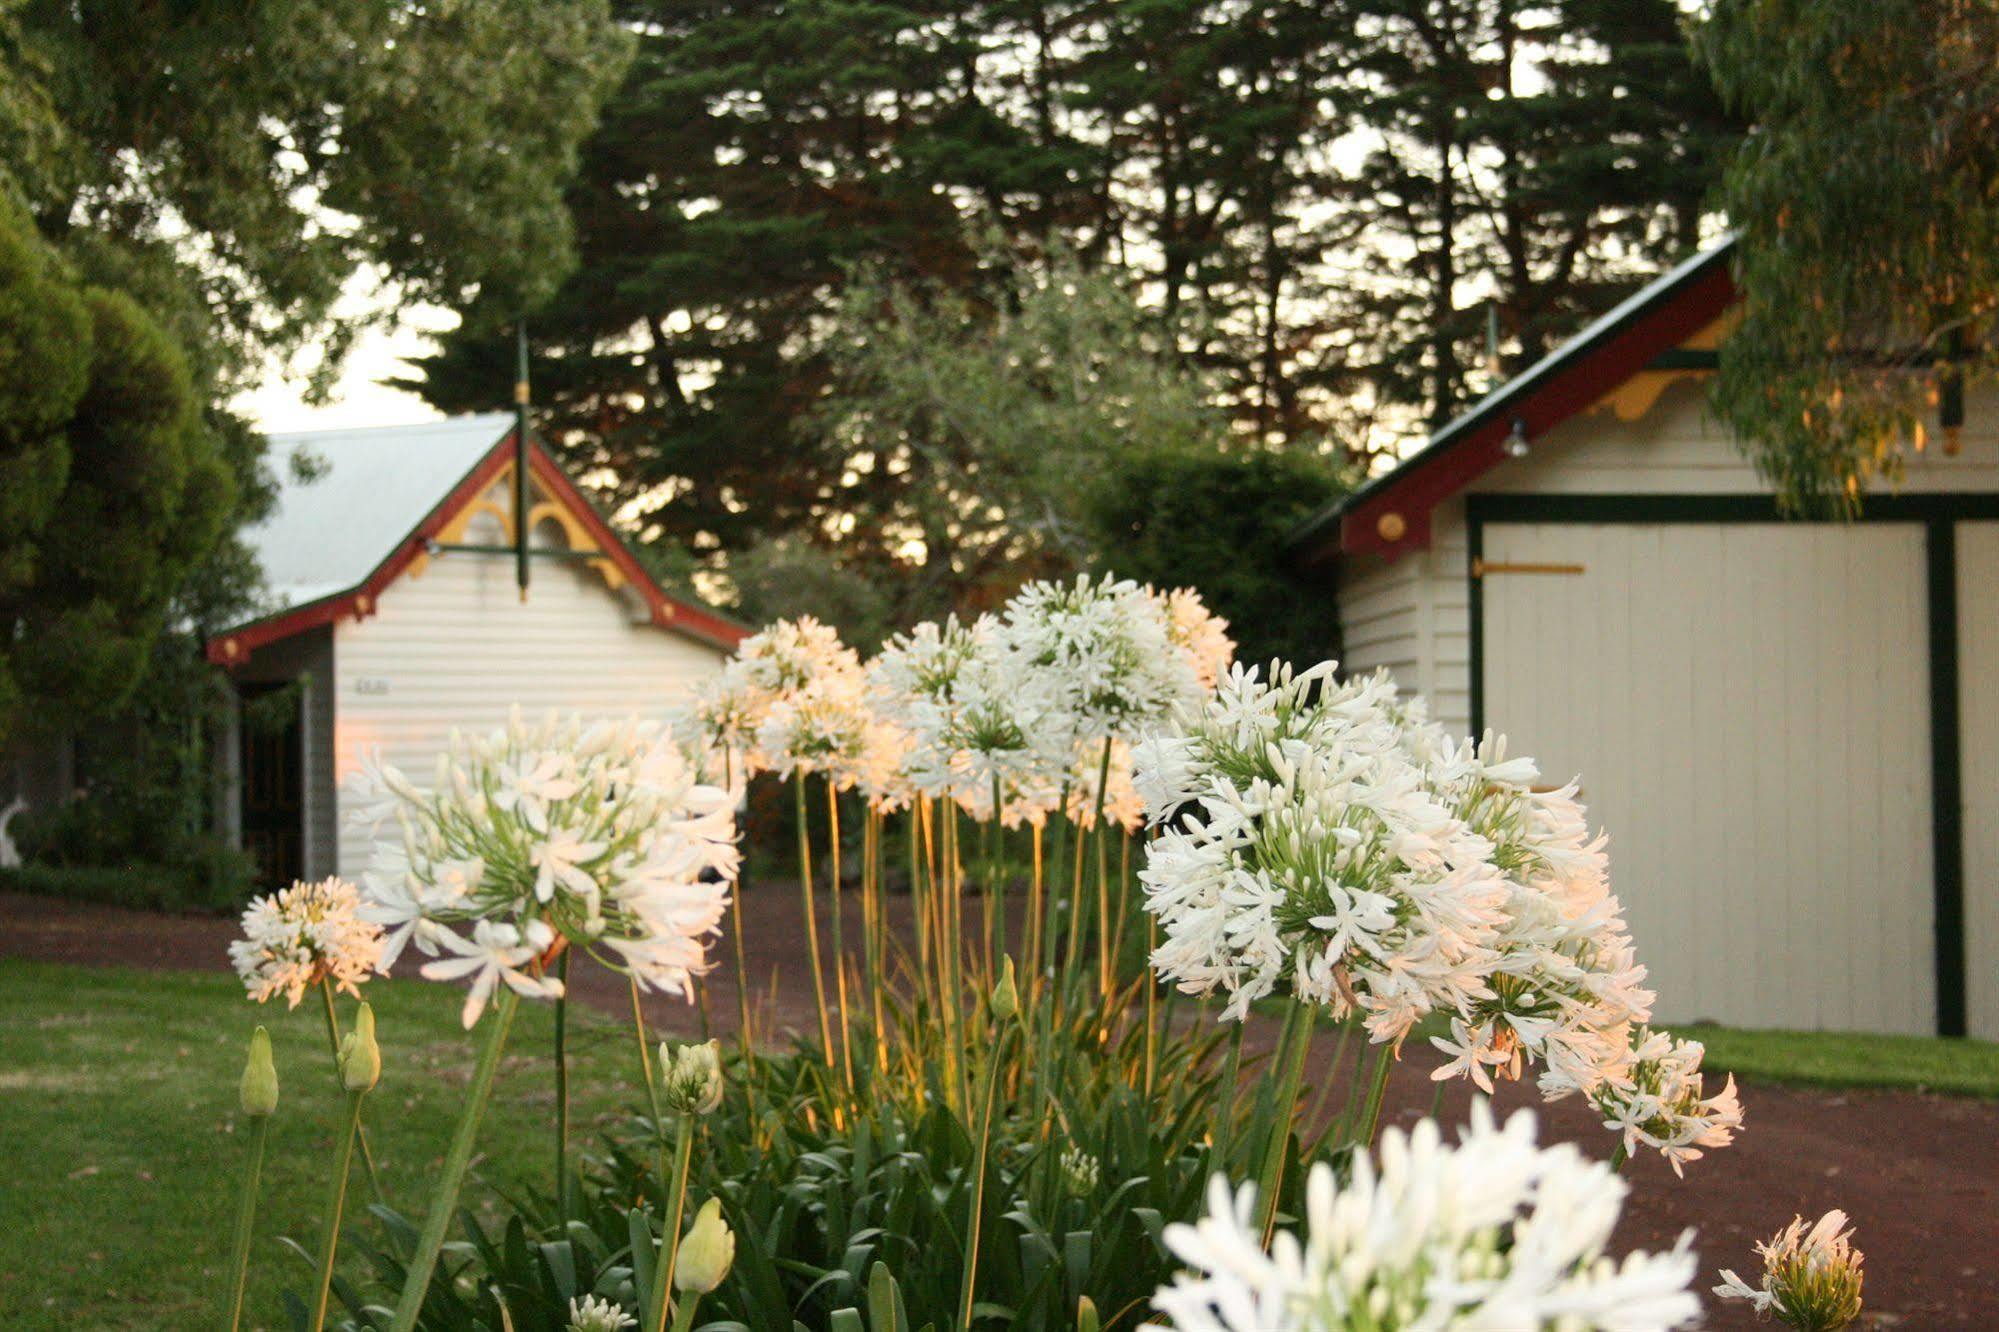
[644,1115,697,1332]
[826,778,854,1093]
[554,950,572,1221]
[1211,1020,1247,1168]
[308,1091,365,1332]
[225,1115,269,1332]
[318,980,383,1202]
[1256,1003,1314,1244]
[726,750,755,1054]
[795,775,834,1064]
[1354,1038,1396,1150]
[957,1023,1013,1331]
[388,986,520,1332]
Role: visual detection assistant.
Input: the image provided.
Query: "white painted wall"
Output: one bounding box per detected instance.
[1478,521,1935,1035]
[330,552,726,873]
[1958,523,1999,1041]
[1338,378,1999,739]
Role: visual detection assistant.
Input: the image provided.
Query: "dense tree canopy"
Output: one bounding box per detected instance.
[414,0,1732,618]
[0,199,232,744]
[1697,0,1999,511]
[0,0,631,740]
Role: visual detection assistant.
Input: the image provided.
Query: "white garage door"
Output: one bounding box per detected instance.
[1480,521,1935,1035]
[1957,523,1999,1041]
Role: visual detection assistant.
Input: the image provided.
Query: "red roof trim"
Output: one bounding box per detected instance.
[207,429,746,666]
[1331,259,1738,561]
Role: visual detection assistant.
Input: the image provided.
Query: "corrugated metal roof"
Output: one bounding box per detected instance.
[246,414,513,612]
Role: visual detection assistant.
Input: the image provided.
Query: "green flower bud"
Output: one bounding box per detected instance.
[657,1039,723,1116]
[338,1002,381,1093]
[1077,1295,1100,1332]
[239,1026,279,1117]
[673,1197,736,1295]
[990,956,1019,1022]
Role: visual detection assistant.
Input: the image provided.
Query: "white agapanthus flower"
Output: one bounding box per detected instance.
[1002,574,1207,746]
[1135,661,1509,1034]
[1158,586,1237,692]
[870,614,1068,824]
[1136,661,1743,1168]
[229,877,386,1007]
[565,1293,636,1332]
[1715,1209,1864,1329]
[348,708,738,1026]
[1146,1102,1701,1332]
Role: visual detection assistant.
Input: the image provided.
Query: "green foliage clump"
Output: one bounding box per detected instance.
[0,197,235,744]
[1085,449,1351,669]
[1696,0,1999,512]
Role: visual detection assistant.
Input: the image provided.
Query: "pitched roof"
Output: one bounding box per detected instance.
[1288,239,1739,564]
[208,415,747,663]
[248,414,516,613]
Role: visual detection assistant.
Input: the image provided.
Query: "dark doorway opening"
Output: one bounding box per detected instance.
[238,682,303,888]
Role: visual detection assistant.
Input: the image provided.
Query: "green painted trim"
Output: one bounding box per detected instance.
[1467,518,1485,739]
[1467,492,1999,525]
[1465,490,1989,1036]
[1927,521,1967,1038]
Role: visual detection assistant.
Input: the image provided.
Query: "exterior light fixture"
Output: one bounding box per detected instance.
[1504,417,1531,458]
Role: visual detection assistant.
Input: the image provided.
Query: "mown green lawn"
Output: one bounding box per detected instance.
[1683,1021,1999,1097]
[7,959,1999,1330]
[0,958,648,1332]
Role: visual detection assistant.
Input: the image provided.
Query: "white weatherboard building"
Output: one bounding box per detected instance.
[1289,241,1999,1040]
[207,415,743,882]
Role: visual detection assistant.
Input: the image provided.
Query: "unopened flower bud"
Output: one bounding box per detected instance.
[1077,1295,1100,1332]
[239,1026,279,1117]
[658,1039,724,1115]
[990,957,1019,1021]
[673,1197,736,1295]
[338,1002,381,1092]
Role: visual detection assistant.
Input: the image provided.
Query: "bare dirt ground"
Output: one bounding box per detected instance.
[6,885,1994,1327]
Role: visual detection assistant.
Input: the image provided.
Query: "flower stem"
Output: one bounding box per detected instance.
[1256,1003,1315,1245]
[669,1292,703,1332]
[225,1114,269,1332]
[308,1090,365,1332]
[957,1020,1014,1331]
[1354,1039,1396,1149]
[1212,1019,1248,1169]
[318,979,384,1203]
[795,774,835,1065]
[726,749,755,1055]
[554,950,572,1222]
[388,986,520,1332]
[826,777,855,1094]
[644,1114,697,1332]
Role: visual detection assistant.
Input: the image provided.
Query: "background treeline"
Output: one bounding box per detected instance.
[411,0,1735,649]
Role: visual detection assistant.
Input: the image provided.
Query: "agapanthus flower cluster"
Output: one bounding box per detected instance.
[870,614,1067,824]
[682,615,899,795]
[865,578,1231,827]
[1146,1102,1700,1331]
[1715,1209,1864,1330]
[230,877,385,1007]
[1134,660,1742,1167]
[348,708,738,1027]
[1135,661,1510,1036]
[565,1294,636,1332]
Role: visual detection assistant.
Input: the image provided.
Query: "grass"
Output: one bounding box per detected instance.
[6,958,1997,1330]
[0,958,652,1332]
[1684,1022,1999,1097]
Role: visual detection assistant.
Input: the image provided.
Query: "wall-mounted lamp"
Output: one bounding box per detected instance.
[1503,417,1531,459]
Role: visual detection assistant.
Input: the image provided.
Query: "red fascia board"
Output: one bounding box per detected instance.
[1338,263,1738,560]
[522,443,748,650]
[207,430,746,666]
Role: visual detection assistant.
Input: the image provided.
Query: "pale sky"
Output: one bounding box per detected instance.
[232,267,461,434]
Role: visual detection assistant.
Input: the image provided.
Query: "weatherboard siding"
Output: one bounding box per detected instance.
[1341,378,1999,752]
[329,551,725,874]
